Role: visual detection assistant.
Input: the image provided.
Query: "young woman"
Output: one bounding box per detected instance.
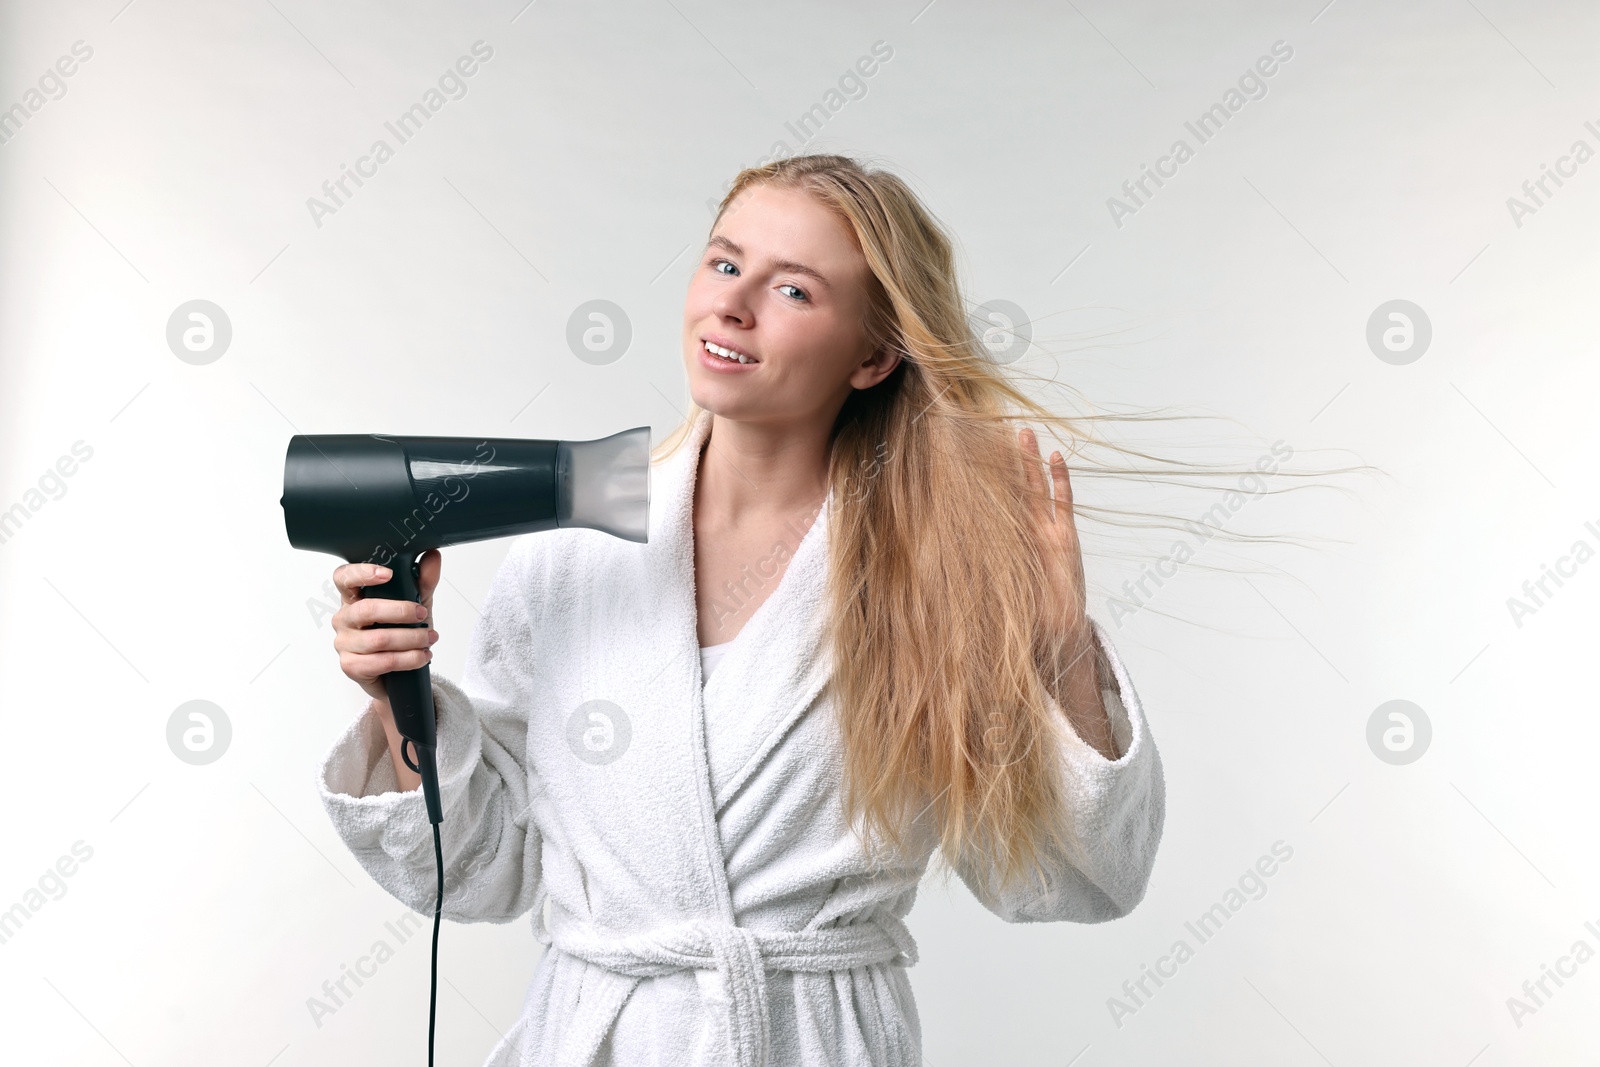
[319,154,1164,1067]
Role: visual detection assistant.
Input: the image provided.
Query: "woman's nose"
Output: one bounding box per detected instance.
[712,295,751,325]
[711,278,757,321]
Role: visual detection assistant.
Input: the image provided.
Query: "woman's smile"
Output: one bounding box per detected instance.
[698,336,761,372]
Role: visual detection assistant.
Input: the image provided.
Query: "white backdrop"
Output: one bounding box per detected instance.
[2,1,1596,1064]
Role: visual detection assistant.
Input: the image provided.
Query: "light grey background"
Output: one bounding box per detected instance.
[2,1,1596,1064]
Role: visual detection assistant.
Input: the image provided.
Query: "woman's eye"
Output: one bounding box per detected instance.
[708,258,806,302]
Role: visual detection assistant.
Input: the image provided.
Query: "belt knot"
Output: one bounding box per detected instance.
[544,906,917,1067]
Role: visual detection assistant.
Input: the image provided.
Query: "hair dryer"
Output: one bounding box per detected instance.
[280,426,651,825]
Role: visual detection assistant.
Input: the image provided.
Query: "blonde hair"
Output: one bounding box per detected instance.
[656,152,1368,898]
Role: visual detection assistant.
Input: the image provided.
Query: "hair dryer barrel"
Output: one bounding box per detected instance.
[280,425,650,564]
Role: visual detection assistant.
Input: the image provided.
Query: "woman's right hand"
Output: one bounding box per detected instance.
[331,551,442,708]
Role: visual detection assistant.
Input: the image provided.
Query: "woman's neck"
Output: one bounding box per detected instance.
[695,414,830,529]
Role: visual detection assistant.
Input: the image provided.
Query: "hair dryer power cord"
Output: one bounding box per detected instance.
[403,736,445,1067]
[428,818,442,1066]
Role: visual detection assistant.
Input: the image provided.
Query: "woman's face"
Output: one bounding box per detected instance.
[682,182,899,426]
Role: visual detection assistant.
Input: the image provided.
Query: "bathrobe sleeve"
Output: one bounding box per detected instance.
[315,537,544,925]
[953,617,1166,924]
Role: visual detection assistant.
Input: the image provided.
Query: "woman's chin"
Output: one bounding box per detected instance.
[688,390,735,417]
[688,387,768,424]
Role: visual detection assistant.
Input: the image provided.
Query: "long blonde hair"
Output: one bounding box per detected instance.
[656,153,1364,898]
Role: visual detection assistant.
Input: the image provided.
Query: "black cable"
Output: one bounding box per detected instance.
[430,818,443,1067]
[403,737,445,1067]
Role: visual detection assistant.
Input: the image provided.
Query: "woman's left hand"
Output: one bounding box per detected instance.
[1018,425,1117,757]
[1018,426,1088,633]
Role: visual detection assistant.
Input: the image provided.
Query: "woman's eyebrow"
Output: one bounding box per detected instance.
[706,234,832,291]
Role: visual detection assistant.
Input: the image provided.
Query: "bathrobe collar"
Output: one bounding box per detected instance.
[651,408,839,812]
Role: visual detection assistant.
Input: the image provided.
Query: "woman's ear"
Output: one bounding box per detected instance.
[853,345,900,389]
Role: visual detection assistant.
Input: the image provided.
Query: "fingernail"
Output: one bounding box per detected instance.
[374,566,391,580]
[416,604,428,619]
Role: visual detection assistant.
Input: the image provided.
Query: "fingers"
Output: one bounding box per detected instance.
[1049,449,1073,525]
[339,643,434,683]
[1018,426,1048,516]
[336,595,431,630]
[334,562,392,603]
[1016,428,1091,624]
[416,548,442,602]
[1021,426,1071,528]
[330,558,440,701]
[339,621,439,656]
[332,560,434,631]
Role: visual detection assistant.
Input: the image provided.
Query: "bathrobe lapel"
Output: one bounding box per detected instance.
[526,410,835,922]
[649,409,837,855]
[697,503,835,815]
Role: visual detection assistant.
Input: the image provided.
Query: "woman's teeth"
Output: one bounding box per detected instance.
[705,341,753,364]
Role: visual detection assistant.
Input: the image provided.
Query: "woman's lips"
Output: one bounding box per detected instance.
[698,338,759,372]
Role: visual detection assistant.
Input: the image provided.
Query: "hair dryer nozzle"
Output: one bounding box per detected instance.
[558,426,651,543]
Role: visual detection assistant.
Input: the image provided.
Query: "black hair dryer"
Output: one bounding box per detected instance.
[280,427,650,825]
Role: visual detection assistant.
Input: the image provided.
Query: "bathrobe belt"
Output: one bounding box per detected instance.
[543,902,919,1067]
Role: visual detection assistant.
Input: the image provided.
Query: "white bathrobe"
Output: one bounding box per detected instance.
[317,409,1165,1067]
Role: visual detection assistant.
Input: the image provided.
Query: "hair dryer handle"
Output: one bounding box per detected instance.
[365,556,443,825]
[383,668,443,826]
